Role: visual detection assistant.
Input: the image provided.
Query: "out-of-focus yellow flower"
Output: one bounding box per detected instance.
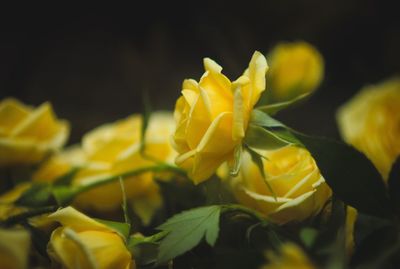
[0,183,31,221]
[345,206,357,257]
[173,51,268,183]
[337,78,400,181]
[32,146,86,183]
[32,112,176,224]
[267,42,324,103]
[0,183,56,232]
[48,206,134,269]
[261,243,316,269]
[226,146,331,224]
[0,228,31,269]
[0,98,69,166]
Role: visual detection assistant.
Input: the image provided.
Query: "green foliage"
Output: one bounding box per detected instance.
[156,205,221,264]
[256,92,311,115]
[248,109,392,218]
[16,183,53,207]
[94,218,131,240]
[294,132,392,218]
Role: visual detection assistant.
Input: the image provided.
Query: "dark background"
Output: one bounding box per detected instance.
[1,1,399,143]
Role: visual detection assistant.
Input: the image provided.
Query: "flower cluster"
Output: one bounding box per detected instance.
[1,42,399,269]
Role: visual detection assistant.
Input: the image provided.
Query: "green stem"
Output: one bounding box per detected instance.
[75,164,185,196]
[54,164,187,206]
[1,205,58,227]
[221,204,269,224]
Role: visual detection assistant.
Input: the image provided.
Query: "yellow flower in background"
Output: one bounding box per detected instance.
[48,207,134,269]
[32,112,176,224]
[261,244,315,269]
[227,146,331,224]
[261,243,316,269]
[32,145,86,183]
[173,51,268,183]
[267,41,324,103]
[0,228,31,269]
[337,78,400,181]
[345,206,357,257]
[0,183,31,221]
[0,98,69,166]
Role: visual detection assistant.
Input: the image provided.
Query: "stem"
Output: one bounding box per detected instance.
[74,164,186,196]
[1,205,58,227]
[221,204,268,224]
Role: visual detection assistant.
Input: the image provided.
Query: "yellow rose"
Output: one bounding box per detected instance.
[345,206,357,257]
[0,228,31,269]
[0,183,31,221]
[227,146,331,224]
[267,41,324,103]
[32,112,176,224]
[0,98,69,166]
[47,207,134,269]
[337,78,400,181]
[261,243,316,269]
[173,51,268,183]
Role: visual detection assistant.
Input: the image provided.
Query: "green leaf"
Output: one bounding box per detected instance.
[156,205,221,264]
[294,132,392,218]
[16,183,53,207]
[256,92,311,115]
[94,218,131,240]
[388,157,400,215]
[244,124,292,150]
[250,109,286,128]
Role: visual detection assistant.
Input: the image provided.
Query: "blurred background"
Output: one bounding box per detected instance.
[1,1,398,143]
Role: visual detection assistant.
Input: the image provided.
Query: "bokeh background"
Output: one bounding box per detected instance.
[1,1,399,143]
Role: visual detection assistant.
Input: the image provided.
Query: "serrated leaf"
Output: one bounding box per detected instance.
[244,124,292,150]
[94,218,130,240]
[156,205,221,264]
[256,92,311,115]
[388,157,400,215]
[16,183,53,207]
[294,132,392,218]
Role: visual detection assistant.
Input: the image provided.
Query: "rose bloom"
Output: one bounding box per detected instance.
[0,183,31,221]
[33,112,176,224]
[267,41,324,103]
[226,146,331,224]
[337,78,400,181]
[261,243,316,269]
[48,207,134,269]
[0,98,69,166]
[0,228,30,269]
[173,51,268,183]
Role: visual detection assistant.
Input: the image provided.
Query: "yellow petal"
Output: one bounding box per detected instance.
[0,98,31,136]
[48,206,111,233]
[0,228,31,269]
[130,182,162,226]
[242,51,268,107]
